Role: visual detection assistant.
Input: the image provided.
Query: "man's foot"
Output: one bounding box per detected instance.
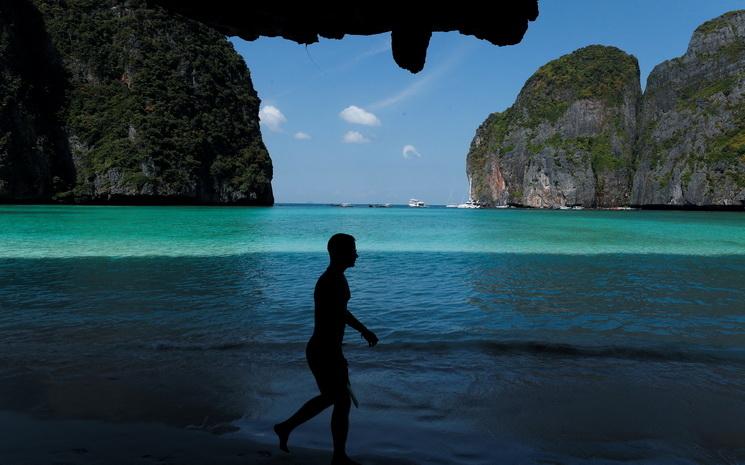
[273,423,290,453]
[331,453,362,465]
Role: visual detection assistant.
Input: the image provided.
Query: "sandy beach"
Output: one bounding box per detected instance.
[5,410,418,465]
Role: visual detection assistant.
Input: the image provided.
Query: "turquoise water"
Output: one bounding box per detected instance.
[2,204,744,257]
[1,205,744,464]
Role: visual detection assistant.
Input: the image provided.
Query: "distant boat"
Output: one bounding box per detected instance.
[445,189,457,208]
[457,177,481,208]
[456,199,481,209]
[457,178,482,208]
[368,203,392,208]
[408,199,426,208]
[336,203,353,207]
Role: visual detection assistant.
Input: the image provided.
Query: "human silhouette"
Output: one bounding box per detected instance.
[274,233,379,465]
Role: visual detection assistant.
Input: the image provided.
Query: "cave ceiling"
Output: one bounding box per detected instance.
[148,1,539,73]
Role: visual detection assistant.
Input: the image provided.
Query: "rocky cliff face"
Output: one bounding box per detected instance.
[0,0,73,200]
[467,46,640,208]
[1,0,273,205]
[632,10,745,207]
[149,1,539,74]
[468,11,745,209]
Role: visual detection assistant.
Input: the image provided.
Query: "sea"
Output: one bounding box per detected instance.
[1,204,744,464]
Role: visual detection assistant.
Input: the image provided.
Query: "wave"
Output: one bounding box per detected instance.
[383,339,745,364]
[144,337,745,365]
[149,340,255,351]
[146,340,306,352]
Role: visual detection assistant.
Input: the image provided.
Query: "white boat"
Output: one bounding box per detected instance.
[408,199,426,208]
[456,199,481,209]
[457,178,482,208]
[445,190,457,208]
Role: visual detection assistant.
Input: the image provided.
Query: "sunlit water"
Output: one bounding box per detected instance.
[1,205,744,464]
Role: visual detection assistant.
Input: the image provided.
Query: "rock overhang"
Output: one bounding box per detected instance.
[147,1,539,73]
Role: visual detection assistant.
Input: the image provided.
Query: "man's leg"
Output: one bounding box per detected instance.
[275,394,333,452]
[331,392,356,464]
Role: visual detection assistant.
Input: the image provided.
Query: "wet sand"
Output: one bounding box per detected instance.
[4,410,417,465]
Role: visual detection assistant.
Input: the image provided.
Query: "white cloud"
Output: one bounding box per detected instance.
[402,144,422,159]
[259,105,287,132]
[294,132,311,140]
[343,131,370,144]
[339,105,381,126]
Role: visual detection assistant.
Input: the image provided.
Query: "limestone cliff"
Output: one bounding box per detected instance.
[0,0,72,200]
[467,46,641,208]
[632,10,745,207]
[467,11,745,209]
[1,0,273,205]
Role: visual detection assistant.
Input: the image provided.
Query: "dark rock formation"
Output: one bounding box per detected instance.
[1,0,273,205]
[632,10,745,207]
[0,0,73,200]
[148,2,539,73]
[467,46,641,208]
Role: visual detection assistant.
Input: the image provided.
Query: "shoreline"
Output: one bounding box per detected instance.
[4,410,418,465]
[1,201,744,211]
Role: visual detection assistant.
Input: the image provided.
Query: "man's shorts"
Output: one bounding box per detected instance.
[306,343,349,398]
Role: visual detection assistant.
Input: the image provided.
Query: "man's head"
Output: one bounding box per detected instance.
[327,233,357,268]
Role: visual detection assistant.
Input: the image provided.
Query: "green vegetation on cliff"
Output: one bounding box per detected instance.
[0,0,72,199]
[467,45,640,208]
[467,108,513,172]
[519,45,639,126]
[1,0,273,204]
[694,10,744,35]
[633,10,745,205]
[706,107,745,171]
[469,10,745,209]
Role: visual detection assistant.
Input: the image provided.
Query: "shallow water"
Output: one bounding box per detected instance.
[1,205,744,464]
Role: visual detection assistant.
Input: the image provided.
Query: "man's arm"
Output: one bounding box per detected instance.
[346,311,378,347]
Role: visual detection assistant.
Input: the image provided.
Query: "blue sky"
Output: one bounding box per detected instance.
[230,0,744,205]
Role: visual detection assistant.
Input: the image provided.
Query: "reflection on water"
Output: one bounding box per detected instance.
[1,206,744,463]
[0,251,744,463]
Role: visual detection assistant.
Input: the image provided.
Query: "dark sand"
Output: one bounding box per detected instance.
[4,411,418,465]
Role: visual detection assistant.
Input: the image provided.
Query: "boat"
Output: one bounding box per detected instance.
[408,199,426,208]
[456,199,481,209]
[368,203,392,208]
[445,190,457,208]
[456,178,482,208]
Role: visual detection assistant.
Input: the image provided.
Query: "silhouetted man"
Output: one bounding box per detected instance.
[274,233,379,465]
